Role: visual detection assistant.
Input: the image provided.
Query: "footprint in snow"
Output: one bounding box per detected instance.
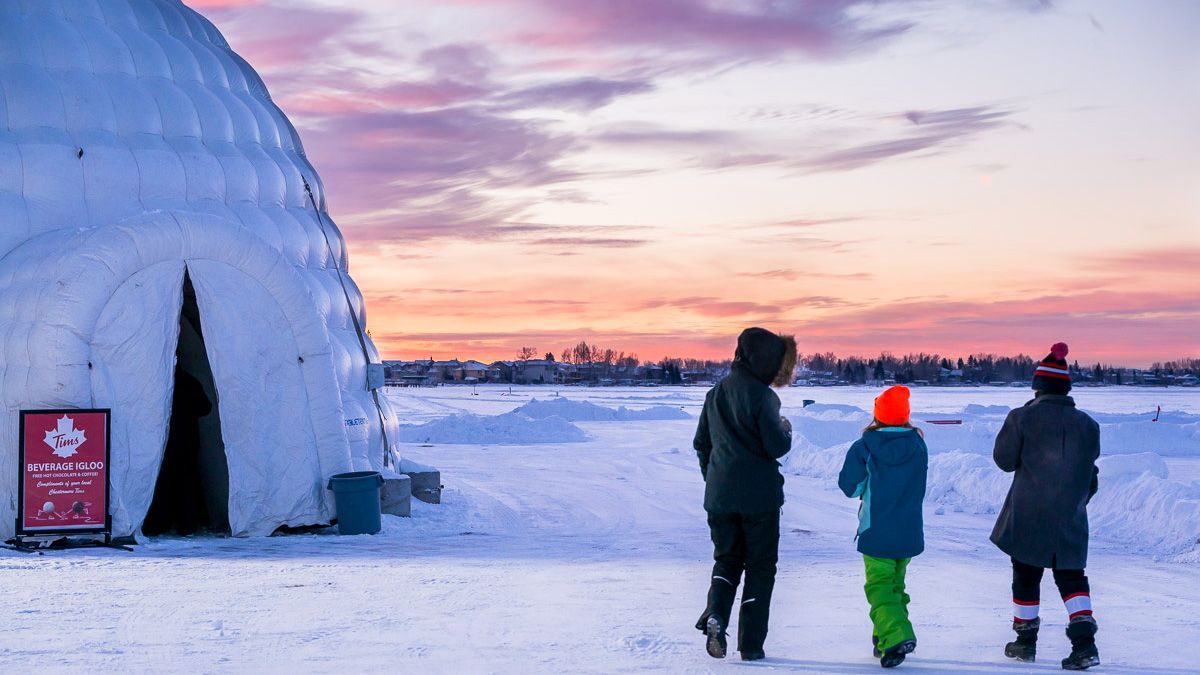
[617,633,688,655]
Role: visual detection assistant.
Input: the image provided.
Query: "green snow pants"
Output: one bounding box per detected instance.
[863,554,915,652]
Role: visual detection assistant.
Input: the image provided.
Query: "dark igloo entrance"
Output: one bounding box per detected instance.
[143,272,231,536]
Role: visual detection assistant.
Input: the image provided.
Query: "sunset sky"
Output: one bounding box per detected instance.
[195,0,1199,366]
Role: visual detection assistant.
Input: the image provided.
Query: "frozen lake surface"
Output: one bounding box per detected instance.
[1,385,1196,672]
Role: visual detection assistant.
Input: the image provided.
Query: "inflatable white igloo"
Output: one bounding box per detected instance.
[0,0,401,537]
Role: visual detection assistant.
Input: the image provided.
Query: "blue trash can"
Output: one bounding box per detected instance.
[326,471,384,535]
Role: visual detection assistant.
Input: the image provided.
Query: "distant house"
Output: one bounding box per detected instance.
[382,360,405,384]
[429,360,462,382]
[939,368,964,384]
[383,359,436,386]
[638,364,665,383]
[460,360,489,383]
[488,361,514,383]
[514,359,566,384]
[572,363,604,383]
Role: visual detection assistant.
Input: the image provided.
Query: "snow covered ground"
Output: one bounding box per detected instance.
[1,385,1197,673]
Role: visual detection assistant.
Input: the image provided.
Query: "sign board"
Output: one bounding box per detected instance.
[17,409,111,536]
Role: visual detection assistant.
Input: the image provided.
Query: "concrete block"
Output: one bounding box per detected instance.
[380,474,411,517]
[406,470,442,504]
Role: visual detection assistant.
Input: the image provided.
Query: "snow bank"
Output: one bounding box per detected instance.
[515,397,690,422]
[800,403,869,416]
[1096,452,1169,480]
[783,402,1200,559]
[925,451,1011,515]
[1090,468,1200,559]
[396,412,588,445]
[785,404,870,452]
[961,404,1012,415]
[1088,412,1200,457]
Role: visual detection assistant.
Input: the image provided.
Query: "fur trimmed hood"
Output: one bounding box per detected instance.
[733,327,797,387]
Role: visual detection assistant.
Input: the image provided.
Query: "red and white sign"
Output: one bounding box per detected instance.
[18,409,110,535]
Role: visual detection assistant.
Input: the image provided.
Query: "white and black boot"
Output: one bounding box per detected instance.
[1004,617,1040,663]
[1061,616,1099,671]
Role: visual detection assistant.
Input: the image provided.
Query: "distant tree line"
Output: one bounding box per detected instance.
[518,341,1200,384]
[802,352,1198,385]
[1150,358,1200,372]
[507,341,733,384]
[502,341,1196,386]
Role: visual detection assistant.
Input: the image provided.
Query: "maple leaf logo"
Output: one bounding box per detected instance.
[43,415,86,459]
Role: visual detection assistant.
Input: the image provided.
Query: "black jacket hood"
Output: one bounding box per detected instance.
[733,327,786,385]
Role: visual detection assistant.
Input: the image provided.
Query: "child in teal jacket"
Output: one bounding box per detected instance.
[838,385,928,669]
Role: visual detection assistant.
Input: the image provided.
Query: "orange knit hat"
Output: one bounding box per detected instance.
[874,385,911,426]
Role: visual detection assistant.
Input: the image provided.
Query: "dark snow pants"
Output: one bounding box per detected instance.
[696,510,780,653]
[1011,557,1094,644]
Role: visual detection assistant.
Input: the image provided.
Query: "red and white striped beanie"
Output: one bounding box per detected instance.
[1032,342,1071,394]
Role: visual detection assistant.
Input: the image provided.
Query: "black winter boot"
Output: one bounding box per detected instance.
[696,574,737,658]
[1004,617,1040,662]
[736,576,774,657]
[880,641,914,668]
[1062,616,1100,670]
[703,615,727,659]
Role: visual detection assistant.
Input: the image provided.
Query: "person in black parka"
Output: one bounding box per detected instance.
[991,342,1102,671]
[693,327,797,662]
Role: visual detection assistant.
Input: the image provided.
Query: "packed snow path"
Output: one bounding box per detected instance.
[1,386,1196,673]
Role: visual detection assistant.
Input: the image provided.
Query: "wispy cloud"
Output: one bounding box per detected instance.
[1081,247,1200,277]
[200,3,363,72]
[494,78,655,112]
[739,269,874,281]
[528,236,648,249]
[742,216,863,230]
[457,0,914,64]
[597,104,1018,175]
[796,106,1018,172]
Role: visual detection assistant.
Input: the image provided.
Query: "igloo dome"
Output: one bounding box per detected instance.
[0,0,400,537]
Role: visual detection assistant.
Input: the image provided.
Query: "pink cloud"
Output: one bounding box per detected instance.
[453,0,913,60]
[739,270,874,281]
[1082,247,1200,276]
[202,4,363,72]
[600,105,1018,175]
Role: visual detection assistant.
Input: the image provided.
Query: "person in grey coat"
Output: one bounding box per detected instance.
[990,342,1101,671]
